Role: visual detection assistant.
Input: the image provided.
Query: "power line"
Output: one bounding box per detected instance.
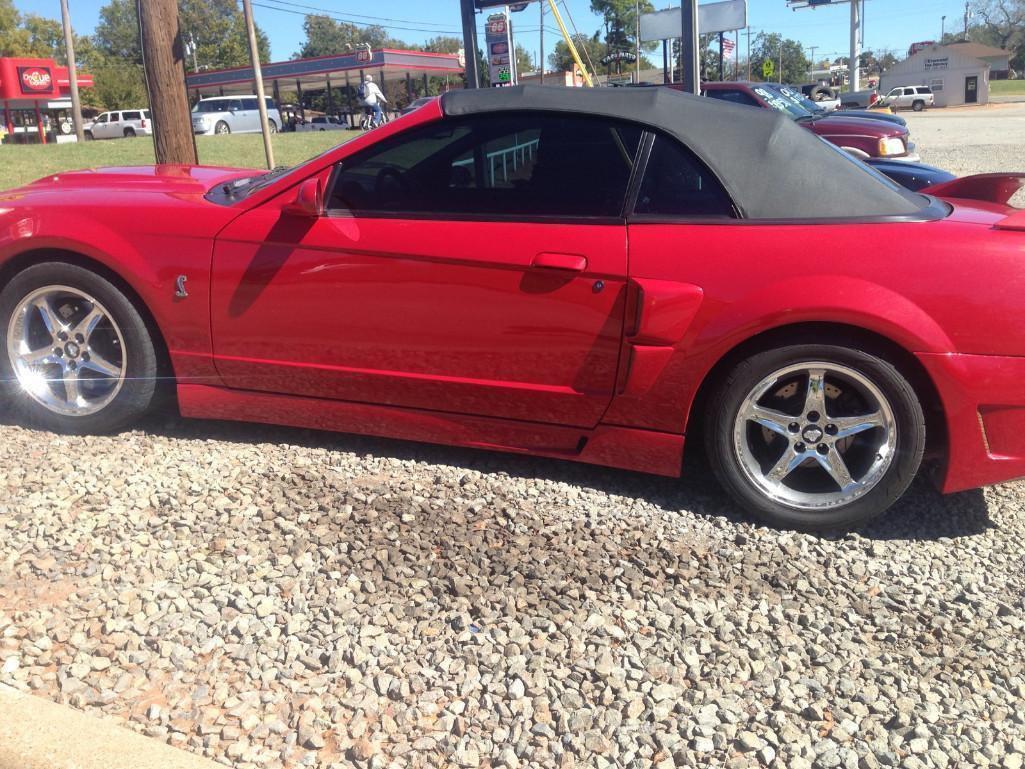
[252,0,461,35]
[256,0,455,29]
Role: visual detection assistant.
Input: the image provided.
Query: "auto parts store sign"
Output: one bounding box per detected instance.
[17,66,53,94]
[924,57,949,71]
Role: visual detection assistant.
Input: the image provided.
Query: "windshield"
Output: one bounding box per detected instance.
[773,85,827,115]
[751,85,814,119]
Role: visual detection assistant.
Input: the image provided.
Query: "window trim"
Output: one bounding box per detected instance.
[325,111,648,224]
[624,130,741,221]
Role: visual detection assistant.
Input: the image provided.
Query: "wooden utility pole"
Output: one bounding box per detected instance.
[137,0,197,164]
[59,0,84,143]
[539,0,544,85]
[242,0,274,169]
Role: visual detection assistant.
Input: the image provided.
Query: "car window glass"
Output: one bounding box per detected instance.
[242,98,259,110]
[704,89,760,108]
[329,114,642,218]
[123,111,141,121]
[265,98,275,110]
[109,112,120,122]
[95,113,108,123]
[916,87,930,94]
[634,135,735,218]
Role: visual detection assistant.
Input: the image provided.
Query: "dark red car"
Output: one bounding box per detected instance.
[701,81,920,162]
[1,86,1023,531]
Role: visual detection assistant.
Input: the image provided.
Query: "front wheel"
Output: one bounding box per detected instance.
[705,344,925,531]
[0,263,159,434]
[215,121,230,135]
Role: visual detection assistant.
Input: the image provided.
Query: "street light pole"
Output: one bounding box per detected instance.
[941,15,946,40]
[59,0,84,144]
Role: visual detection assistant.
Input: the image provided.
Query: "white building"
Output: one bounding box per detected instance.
[881,43,999,107]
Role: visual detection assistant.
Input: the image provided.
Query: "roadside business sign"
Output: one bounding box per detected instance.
[18,66,54,95]
[640,0,747,43]
[485,11,515,86]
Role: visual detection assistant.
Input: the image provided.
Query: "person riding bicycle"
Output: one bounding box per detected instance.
[358,74,387,128]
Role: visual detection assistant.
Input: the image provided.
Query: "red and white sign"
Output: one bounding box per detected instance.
[355,48,372,64]
[18,66,53,94]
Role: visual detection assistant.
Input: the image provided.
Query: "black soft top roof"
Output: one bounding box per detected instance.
[439,85,926,220]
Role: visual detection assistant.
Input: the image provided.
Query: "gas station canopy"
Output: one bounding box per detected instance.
[185,48,464,100]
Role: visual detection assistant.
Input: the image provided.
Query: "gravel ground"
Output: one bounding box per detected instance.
[2,126,1025,769]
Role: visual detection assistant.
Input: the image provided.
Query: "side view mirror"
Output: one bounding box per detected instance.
[283,177,324,218]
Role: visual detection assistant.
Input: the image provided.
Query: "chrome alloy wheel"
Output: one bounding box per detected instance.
[6,285,127,417]
[732,362,897,511]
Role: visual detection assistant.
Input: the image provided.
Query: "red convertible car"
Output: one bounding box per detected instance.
[1,86,1024,531]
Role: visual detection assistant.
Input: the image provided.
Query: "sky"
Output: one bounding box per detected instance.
[13,0,973,66]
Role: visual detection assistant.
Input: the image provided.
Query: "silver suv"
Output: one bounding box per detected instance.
[192,96,281,135]
[84,110,152,140]
[880,86,935,112]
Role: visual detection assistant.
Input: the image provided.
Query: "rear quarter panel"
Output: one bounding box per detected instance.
[608,213,1025,433]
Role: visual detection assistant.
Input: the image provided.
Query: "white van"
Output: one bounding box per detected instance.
[191,96,281,135]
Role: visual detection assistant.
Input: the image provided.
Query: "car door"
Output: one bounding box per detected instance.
[210,112,640,427]
[238,98,258,132]
[104,112,121,139]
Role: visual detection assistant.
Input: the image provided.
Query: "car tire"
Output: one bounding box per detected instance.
[268,120,278,133]
[215,121,230,135]
[704,344,925,532]
[124,127,136,138]
[84,131,93,141]
[0,263,160,435]
[912,100,925,112]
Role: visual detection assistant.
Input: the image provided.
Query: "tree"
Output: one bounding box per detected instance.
[423,35,462,55]
[94,0,270,69]
[548,32,604,76]
[515,44,534,75]
[296,15,412,59]
[971,0,1025,50]
[0,1,69,59]
[590,0,655,75]
[750,32,809,84]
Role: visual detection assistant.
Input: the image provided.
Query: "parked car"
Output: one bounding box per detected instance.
[701,81,919,162]
[84,110,152,140]
[2,86,1024,532]
[878,85,935,112]
[191,96,281,135]
[777,85,908,129]
[863,158,955,192]
[298,116,347,132]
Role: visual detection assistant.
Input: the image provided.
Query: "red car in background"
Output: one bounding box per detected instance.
[701,81,920,162]
[1,86,1023,532]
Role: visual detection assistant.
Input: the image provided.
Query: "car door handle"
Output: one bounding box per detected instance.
[531,253,588,272]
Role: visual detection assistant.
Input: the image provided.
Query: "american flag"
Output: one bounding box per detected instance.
[722,37,736,56]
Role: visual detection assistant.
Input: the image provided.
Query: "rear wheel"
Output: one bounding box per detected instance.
[0,263,159,434]
[123,127,136,138]
[215,121,230,135]
[268,120,278,133]
[912,100,925,112]
[705,344,925,531]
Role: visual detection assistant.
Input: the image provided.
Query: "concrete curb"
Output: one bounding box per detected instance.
[0,684,223,769]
